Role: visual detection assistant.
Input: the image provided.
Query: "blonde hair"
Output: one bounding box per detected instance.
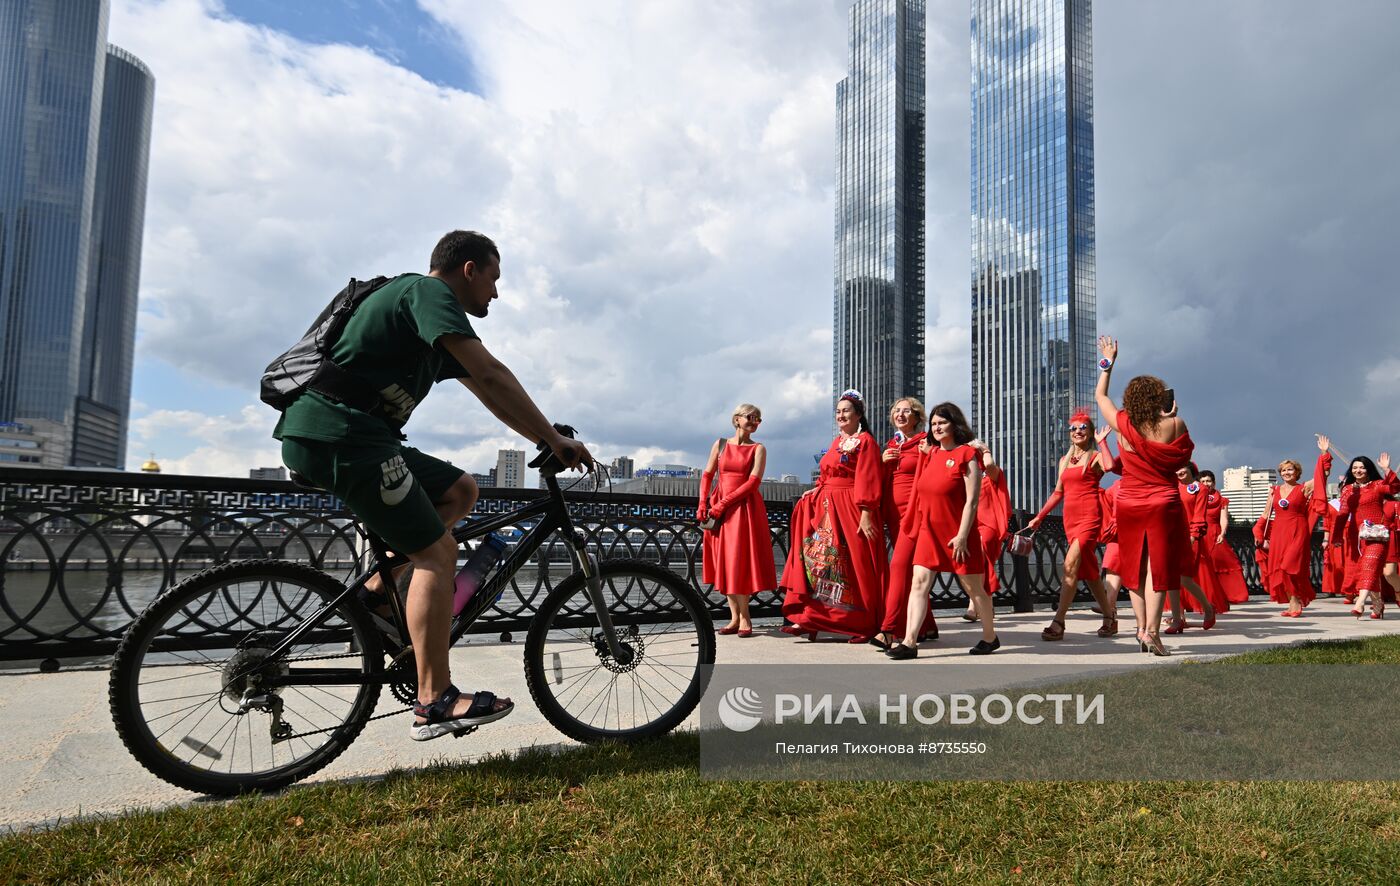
[1278,459,1302,476]
[732,403,761,428]
[888,396,926,429]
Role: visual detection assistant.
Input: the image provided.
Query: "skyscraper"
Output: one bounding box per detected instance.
[834,0,926,422]
[970,0,1096,509]
[0,0,152,469]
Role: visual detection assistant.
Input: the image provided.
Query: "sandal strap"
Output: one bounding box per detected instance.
[464,691,497,718]
[413,684,462,723]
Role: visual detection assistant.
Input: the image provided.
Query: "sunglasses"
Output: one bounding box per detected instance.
[1068,423,1091,432]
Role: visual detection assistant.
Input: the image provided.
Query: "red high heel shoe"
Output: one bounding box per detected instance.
[718,625,740,635]
[781,624,818,640]
[1163,618,1187,635]
[1202,611,1217,630]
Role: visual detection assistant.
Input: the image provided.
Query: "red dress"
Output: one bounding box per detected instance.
[700,443,776,596]
[1202,491,1250,603]
[1100,483,1121,576]
[1113,412,1194,592]
[781,432,887,637]
[1321,503,1358,598]
[1178,482,1230,613]
[1252,453,1330,606]
[1387,500,1400,566]
[903,444,986,576]
[977,468,1012,594]
[1338,467,1400,594]
[1033,454,1106,580]
[880,433,937,637]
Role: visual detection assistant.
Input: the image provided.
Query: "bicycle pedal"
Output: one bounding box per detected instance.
[451,725,479,739]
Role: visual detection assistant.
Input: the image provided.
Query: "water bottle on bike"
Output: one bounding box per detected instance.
[453,533,509,615]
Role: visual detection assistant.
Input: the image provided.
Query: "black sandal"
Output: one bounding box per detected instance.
[410,685,514,742]
[868,633,893,651]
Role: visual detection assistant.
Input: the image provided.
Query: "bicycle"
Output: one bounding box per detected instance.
[109,427,716,795]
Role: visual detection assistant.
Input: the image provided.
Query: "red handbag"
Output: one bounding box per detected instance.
[1007,527,1036,558]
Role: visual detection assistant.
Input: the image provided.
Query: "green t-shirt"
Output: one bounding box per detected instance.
[274,273,478,444]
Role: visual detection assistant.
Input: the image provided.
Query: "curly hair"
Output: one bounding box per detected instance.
[1122,375,1168,433]
[889,396,926,430]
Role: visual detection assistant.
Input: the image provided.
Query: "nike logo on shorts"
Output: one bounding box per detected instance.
[380,455,414,506]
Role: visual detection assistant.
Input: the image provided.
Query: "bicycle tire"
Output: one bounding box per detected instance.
[523,559,715,743]
[109,559,383,796]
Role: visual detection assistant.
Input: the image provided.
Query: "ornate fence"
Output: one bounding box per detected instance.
[1,467,1314,664]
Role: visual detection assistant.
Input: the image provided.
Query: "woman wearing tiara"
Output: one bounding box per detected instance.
[1027,411,1118,640]
[697,403,776,638]
[780,390,887,642]
[874,397,936,650]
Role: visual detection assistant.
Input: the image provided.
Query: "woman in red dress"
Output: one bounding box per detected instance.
[1335,449,1398,618]
[1383,498,1400,606]
[888,402,998,658]
[1027,411,1117,640]
[1252,443,1331,616]
[1166,463,1225,630]
[698,403,776,637]
[1322,493,1358,602]
[1198,470,1250,604]
[1092,336,1193,657]
[876,397,937,649]
[780,390,887,641]
[957,442,1009,622]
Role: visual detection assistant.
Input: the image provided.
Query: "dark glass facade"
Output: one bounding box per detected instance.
[0,1,150,469]
[835,0,925,423]
[75,45,153,467]
[970,0,1096,508]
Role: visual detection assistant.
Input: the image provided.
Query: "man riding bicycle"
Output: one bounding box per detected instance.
[274,230,592,740]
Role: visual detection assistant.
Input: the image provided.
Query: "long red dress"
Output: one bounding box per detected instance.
[1202,491,1250,603]
[880,433,937,637]
[781,432,887,638]
[700,443,777,595]
[1386,499,1400,566]
[1338,466,1400,595]
[1178,481,1230,614]
[1100,483,1121,576]
[1113,412,1194,592]
[1321,501,1359,599]
[977,467,1012,594]
[1033,453,1106,580]
[903,443,986,576]
[1252,453,1330,606]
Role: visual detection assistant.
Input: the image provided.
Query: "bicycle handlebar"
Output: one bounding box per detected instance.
[528,423,578,474]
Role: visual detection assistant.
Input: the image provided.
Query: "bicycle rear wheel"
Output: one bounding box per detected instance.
[523,559,714,743]
[109,559,383,795]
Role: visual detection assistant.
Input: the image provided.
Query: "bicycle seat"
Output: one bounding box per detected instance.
[288,471,327,492]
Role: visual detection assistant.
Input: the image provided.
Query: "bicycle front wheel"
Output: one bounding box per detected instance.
[109,559,383,796]
[523,559,715,743]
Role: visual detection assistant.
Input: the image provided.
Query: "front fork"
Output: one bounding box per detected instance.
[567,531,634,666]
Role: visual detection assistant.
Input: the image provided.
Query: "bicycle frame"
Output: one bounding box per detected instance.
[256,469,632,690]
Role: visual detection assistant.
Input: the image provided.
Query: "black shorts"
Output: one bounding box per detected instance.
[281,436,467,554]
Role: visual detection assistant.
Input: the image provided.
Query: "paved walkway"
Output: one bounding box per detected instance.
[2,598,1394,830]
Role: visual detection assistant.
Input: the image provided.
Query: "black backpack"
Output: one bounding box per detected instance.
[259,276,394,412]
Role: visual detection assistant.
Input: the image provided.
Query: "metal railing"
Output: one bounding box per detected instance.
[0,467,1307,663]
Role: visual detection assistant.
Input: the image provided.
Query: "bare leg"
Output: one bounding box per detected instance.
[365,476,478,601]
[902,566,936,648]
[736,595,752,632]
[722,597,741,632]
[1046,541,1083,634]
[959,573,994,642]
[1144,561,1167,652]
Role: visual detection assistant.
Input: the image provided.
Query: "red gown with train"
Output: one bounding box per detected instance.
[881,432,937,637]
[700,442,777,596]
[1112,412,1194,592]
[1202,490,1250,604]
[1252,453,1330,606]
[780,432,887,638]
[1178,481,1230,614]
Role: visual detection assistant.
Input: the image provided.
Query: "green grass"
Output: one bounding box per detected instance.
[6,638,1400,885]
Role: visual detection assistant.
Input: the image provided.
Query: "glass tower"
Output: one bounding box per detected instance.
[75,45,154,468]
[970,0,1096,509]
[835,0,925,425]
[0,1,151,469]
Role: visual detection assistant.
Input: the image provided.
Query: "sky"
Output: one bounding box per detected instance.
[108,0,1400,484]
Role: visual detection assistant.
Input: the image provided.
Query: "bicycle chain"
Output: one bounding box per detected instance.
[263,651,414,742]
